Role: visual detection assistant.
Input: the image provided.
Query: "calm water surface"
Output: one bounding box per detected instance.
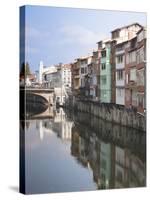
[21,107,146,194]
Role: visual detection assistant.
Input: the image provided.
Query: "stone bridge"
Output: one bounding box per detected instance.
[22,87,54,106]
[20,87,55,119]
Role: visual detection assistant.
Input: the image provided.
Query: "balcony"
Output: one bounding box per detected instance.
[74,74,80,79]
[116,79,125,87]
[115,49,125,56]
[116,62,124,69]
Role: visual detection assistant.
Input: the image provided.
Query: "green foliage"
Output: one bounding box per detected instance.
[20,62,31,76]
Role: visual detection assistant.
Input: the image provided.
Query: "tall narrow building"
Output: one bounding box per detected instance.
[111,23,143,105]
[99,39,112,103]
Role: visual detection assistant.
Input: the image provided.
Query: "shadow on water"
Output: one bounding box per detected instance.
[26,102,48,118]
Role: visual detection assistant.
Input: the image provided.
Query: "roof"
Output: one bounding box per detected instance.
[111,23,143,33]
[115,39,129,46]
[62,63,72,69]
[97,38,111,44]
[136,26,146,35]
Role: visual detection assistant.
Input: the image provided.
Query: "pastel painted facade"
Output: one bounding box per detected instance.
[100,40,112,103]
[100,142,111,189]
[91,50,101,101]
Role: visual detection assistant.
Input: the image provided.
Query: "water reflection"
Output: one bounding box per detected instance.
[21,108,146,194]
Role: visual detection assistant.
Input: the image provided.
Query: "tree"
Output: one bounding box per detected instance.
[20,62,31,77]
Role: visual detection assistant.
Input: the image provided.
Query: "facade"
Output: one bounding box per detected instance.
[91,50,101,101]
[37,23,146,114]
[72,57,89,97]
[125,37,137,108]
[39,63,71,106]
[136,28,146,114]
[44,68,61,88]
[111,23,143,106]
[62,64,72,88]
[84,56,93,99]
[100,40,112,103]
[110,40,117,103]
[125,27,146,113]
[72,60,80,96]
[115,41,127,105]
[79,57,88,97]
[111,23,142,44]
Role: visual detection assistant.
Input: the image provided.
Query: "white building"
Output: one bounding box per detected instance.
[38,61,57,84]
[37,61,72,106]
[62,64,72,88]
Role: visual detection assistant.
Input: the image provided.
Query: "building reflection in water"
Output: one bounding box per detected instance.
[71,112,146,190]
[52,108,73,141]
[25,108,73,141]
[22,108,146,192]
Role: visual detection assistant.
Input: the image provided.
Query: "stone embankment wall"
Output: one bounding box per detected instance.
[67,99,146,132]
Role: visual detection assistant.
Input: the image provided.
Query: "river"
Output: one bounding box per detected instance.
[20,107,146,194]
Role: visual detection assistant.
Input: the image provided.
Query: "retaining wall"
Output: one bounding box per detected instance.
[67,98,146,132]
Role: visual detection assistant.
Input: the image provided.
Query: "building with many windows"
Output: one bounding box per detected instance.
[62,64,72,88]
[111,23,143,106]
[99,39,112,103]
[115,41,128,105]
[125,27,146,113]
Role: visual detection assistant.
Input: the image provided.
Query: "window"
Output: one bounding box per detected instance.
[101,159,106,169]
[102,91,107,98]
[81,68,84,74]
[132,90,137,106]
[126,54,129,64]
[101,76,107,85]
[130,68,136,81]
[101,50,106,57]
[137,47,144,64]
[126,74,128,84]
[117,55,123,63]
[116,170,123,182]
[117,70,124,80]
[93,76,97,85]
[137,93,144,107]
[117,88,124,97]
[85,67,87,74]
[127,51,136,64]
[81,78,85,87]
[137,30,145,42]
[112,30,119,39]
[137,69,144,86]
[101,63,106,70]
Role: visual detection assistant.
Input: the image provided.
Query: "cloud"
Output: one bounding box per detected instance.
[60,25,106,47]
[26,26,51,39]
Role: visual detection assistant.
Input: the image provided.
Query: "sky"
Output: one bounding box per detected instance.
[21,5,146,72]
